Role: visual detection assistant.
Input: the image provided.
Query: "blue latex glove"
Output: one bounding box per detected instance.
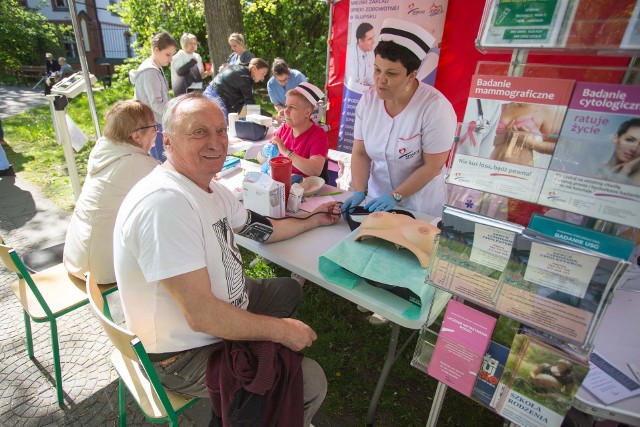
[365,194,398,212]
[261,143,279,160]
[261,161,271,174]
[340,191,366,219]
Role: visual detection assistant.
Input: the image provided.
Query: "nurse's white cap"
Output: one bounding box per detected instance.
[293,82,324,106]
[379,18,435,61]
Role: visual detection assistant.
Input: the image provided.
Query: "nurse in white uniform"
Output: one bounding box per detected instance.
[341,18,456,218]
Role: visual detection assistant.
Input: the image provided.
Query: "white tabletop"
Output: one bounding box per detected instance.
[573,289,640,424]
[227,128,273,158]
[221,163,450,330]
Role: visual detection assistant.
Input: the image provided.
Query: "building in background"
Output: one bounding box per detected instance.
[24,0,134,78]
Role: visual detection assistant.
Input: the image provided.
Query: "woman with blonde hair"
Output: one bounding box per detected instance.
[63,100,160,284]
[171,33,212,96]
[219,32,255,71]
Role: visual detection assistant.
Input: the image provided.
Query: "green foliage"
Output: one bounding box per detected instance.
[0,0,71,74]
[111,0,209,85]
[242,0,329,86]
[110,0,329,89]
[2,84,132,211]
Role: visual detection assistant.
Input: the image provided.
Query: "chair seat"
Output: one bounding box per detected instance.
[111,350,197,420]
[10,263,116,321]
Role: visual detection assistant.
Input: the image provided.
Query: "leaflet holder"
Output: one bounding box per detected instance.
[46,72,97,200]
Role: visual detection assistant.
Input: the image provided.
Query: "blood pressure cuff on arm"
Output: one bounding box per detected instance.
[237,210,274,243]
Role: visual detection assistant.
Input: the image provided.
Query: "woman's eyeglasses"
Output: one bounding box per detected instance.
[135,124,159,132]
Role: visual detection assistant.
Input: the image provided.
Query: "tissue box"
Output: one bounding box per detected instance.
[242,172,285,218]
[287,183,304,213]
[245,114,273,127]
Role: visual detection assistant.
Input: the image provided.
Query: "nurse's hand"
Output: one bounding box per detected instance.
[340,191,366,220]
[365,194,397,212]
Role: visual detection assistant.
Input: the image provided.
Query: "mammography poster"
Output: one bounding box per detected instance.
[337,0,449,152]
[449,75,575,203]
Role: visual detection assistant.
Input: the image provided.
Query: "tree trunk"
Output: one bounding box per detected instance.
[203,0,244,75]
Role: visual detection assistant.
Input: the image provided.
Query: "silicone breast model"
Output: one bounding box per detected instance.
[354,211,440,268]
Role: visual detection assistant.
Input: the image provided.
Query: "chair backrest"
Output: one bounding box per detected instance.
[85,273,189,421]
[0,243,21,275]
[1,242,55,318]
[86,273,139,361]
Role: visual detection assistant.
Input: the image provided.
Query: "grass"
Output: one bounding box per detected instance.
[2,84,505,426]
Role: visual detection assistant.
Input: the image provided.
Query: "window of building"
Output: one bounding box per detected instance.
[124,32,134,58]
[52,0,69,10]
[80,20,91,52]
[109,0,119,17]
[64,37,78,59]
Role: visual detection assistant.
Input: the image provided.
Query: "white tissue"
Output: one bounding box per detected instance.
[287,183,304,213]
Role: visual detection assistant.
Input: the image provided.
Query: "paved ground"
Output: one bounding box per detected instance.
[0,86,48,118]
[0,86,342,426]
[0,175,216,426]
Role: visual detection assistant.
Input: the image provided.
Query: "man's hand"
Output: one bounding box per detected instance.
[279,318,317,351]
[310,201,341,226]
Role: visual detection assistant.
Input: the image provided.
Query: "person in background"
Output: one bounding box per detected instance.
[353,22,376,87]
[58,57,73,79]
[64,100,159,285]
[113,93,339,426]
[267,58,307,114]
[0,117,5,145]
[341,18,456,325]
[258,82,328,179]
[170,33,212,96]
[0,118,15,177]
[218,33,255,72]
[129,31,178,162]
[204,58,269,120]
[44,53,60,95]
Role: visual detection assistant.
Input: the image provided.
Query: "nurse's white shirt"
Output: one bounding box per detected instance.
[354,83,456,217]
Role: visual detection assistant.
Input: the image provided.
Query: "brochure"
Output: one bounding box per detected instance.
[427,300,497,396]
[494,232,627,346]
[528,214,635,260]
[621,0,640,49]
[538,82,640,229]
[472,341,510,407]
[582,352,640,404]
[449,75,575,203]
[496,334,590,427]
[562,0,637,48]
[429,205,523,307]
[479,0,570,48]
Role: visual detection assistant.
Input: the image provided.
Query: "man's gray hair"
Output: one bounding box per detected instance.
[162,92,221,135]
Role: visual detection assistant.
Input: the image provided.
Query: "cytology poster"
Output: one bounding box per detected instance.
[337,0,449,152]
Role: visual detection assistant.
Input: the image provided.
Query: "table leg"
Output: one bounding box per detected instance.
[366,323,400,426]
[425,381,448,427]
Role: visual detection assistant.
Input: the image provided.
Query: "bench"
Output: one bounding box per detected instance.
[15,65,47,88]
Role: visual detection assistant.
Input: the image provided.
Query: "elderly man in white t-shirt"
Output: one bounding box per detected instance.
[113,92,341,427]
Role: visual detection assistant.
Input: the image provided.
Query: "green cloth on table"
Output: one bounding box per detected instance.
[318,228,437,314]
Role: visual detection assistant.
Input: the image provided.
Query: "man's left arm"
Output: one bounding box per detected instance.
[234,202,341,243]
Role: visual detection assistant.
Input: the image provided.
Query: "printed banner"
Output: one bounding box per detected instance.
[337,0,449,152]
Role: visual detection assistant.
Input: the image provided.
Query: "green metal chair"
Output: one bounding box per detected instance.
[0,239,116,406]
[85,273,200,426]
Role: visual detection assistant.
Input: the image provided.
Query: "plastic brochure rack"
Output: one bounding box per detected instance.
[412,2,640,427]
